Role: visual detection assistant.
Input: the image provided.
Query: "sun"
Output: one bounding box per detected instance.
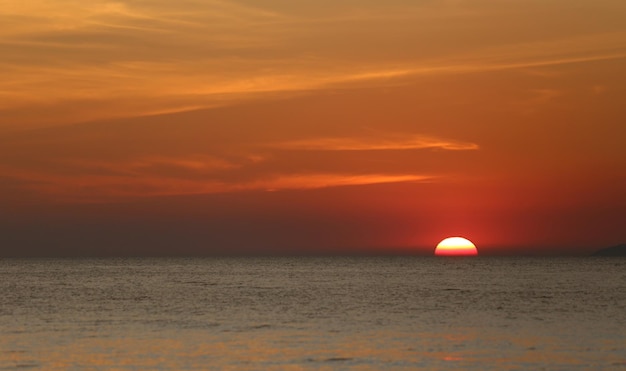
[435,237,478,256]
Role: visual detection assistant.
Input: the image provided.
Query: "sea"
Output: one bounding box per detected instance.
[1,257,625,370]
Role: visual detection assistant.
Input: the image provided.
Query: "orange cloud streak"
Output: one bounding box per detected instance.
[272,134,479,151]
[1,163,433,203]
[2,0,626,130]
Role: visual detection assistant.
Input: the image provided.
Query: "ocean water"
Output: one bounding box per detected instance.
[1,257,625,370]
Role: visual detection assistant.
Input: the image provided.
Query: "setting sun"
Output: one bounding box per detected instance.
[435,237,478,256]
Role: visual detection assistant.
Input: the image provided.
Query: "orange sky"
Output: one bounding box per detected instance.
[1,0,625,256]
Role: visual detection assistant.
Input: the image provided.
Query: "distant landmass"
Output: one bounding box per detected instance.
[592,244,626,256]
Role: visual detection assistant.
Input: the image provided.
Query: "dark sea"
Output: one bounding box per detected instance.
[1,257,625,370]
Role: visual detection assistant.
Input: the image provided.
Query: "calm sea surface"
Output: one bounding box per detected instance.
[1,257,625,370]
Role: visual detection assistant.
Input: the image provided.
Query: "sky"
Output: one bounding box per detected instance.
[1,0,625,256]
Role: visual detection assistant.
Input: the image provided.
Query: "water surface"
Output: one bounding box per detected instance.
[1,257,625,370]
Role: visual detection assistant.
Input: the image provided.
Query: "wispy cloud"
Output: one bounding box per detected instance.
[59,155,241,176]
[1,0,626,130]
[247,173,433,192]
[0,162,433,202]
[2,47,624,130]
[271,134,479,151]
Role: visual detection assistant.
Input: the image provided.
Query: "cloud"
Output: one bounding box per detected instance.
[246,173,434,192]
[2,1,626,131]
[0,146,436,202]
[62,155,241,175]
[0,162,433,202]
[271,134,479,151]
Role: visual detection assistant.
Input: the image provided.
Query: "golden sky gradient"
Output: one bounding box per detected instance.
[1,0,625,255]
